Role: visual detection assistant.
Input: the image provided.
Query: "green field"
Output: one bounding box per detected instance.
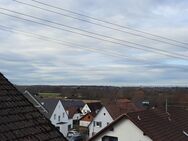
[39,92,61,98]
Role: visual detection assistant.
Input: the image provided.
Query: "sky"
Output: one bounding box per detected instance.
[0,0,188,86]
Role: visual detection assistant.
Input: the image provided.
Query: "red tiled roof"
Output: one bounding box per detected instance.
[66,107,80,118]
[104,100,140,119]
[0,73,67,141]
[89,108,188,141]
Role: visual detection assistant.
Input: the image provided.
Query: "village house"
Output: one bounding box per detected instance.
[0,72,67,140]
[79,102,102,127]
[88,99,139,137]
[89,108,188,141]
[81,102,102,115]
[24,92,85,137]
[45,99,84,136]
[79,112,96,127]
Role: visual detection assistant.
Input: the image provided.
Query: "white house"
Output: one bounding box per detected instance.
[89,107,113,137]
[89,115,152,141]
[89,100,139,138]
[79,112,96,127]
[89,109,188,141]
[50,100,73,136]
[81,102,102,115]
[49,99,84,136]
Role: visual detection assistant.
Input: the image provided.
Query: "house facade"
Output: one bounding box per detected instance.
[89,99,139,138]
[89,116,152,141]
[81,102,102,115]
[50,100,73,136]
[89,107,113,137]
[82,103,91,115]
[80,112,95,127]
[89,109,188,141]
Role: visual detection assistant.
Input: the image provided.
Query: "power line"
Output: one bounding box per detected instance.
[15,0,188,46]
[0,24,144,62]
[0,11,187,60]
[12,0,188,50]
[3,8,187,58]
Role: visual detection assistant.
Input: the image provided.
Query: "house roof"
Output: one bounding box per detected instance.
[23,90,48,113]
[86,102,102,112]
[164,107,188,132]
[89,108,188,141]
[80,112,96,121]
[0,73,67,141]
[39,99,84,119]
[60,99,84,109]
[40,98,59,118]
[104,100,140,119]
[66,107,81,118]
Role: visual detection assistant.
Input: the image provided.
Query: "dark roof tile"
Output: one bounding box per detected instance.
[0,73,67,141]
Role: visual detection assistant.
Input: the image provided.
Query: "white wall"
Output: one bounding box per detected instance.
[89,107,113,138]
[50,100,73,136]
[80,120,91,127]
[73,113,82,120]
[81,104,91,115]
[93,119,152,141]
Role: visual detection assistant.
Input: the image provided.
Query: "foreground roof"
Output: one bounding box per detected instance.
[89,108,188,141]
[0,73,67,141]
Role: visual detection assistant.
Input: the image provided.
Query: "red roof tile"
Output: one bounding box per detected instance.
[89,108,188,141]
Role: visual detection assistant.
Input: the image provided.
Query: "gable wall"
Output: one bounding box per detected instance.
[82,104,91,115]
[89,107,113,138]
[93,119,152,141]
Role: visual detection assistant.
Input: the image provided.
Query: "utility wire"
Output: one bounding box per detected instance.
[15,0,188,46]
[0,24,144,62]
[0,11,187,60]
[2,8,187,58]
[12,0,188,50]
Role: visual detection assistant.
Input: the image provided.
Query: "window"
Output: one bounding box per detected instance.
[63,113,65,118]
[54,114,56,120]
[68,124,71,130]
[102,136,118,141]
[96,121,102,127]
[58,115,61,122]
[104,113,106,116]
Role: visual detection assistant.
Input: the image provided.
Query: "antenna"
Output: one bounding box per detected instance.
[165,98,168,113]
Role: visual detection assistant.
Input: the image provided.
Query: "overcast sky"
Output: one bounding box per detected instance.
[0,0,188,86]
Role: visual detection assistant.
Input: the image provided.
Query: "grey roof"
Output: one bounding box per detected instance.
[39,99,85,119]
[0,72,67,141]
[23,90,48,113]
[60,99,85,109]
[39,98,59,118]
